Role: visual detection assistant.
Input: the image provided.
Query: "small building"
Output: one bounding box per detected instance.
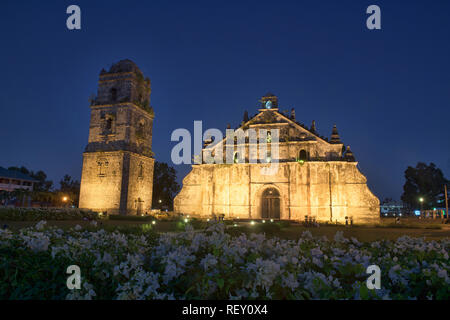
[0,167,35,192]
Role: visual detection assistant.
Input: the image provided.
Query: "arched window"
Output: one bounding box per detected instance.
[266,131,272,143]
[299,150,308,162]
[136,119,145,138]
[106,118,113,130]
[111,88,117,101]
[233,152,240,163]
[138,162,144,178]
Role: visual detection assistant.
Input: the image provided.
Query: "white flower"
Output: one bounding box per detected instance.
[35,220,47,231]
[200,254,218,271]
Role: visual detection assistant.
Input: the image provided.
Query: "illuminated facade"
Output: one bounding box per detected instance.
[79,60,155,215]
[174,94,380,223]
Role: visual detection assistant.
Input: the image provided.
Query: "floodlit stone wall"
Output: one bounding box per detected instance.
[174,161,380,223]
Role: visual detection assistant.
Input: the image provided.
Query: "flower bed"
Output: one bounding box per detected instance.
[0,208,99,221]
[0,221,448,300]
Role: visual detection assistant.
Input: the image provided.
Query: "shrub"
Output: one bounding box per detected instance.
[108,215,154,222]
[0,222,448,300]
[0,208,99,221]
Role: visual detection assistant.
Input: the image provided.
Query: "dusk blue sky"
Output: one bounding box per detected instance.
[1,0,449,201]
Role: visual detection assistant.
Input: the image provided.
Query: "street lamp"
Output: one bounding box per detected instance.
[419,197,424,215]
[62,196,68,208]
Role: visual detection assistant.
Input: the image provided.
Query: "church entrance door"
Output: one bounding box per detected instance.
[261,188,280,220]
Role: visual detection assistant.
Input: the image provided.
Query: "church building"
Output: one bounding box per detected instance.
[79,60,155,215]
[174,93,380,223]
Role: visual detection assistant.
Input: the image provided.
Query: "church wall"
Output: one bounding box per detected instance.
[174,161,380,224]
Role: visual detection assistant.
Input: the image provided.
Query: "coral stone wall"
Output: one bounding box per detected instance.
[79,152,125,214]
[174,161,380,224]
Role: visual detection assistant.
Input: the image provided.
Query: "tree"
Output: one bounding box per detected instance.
[59,174,81,207]
[401,162,449,210]
[152,162,180,210]
[32,170,53,192]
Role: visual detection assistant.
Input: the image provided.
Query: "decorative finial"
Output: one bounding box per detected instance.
[310,120,316,133]
[290,108,296,121]
[330,124,342,144]
[344,146,356,162]
[243,110,249,122]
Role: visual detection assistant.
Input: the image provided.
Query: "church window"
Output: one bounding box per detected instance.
[136,119,145,139]
[233,152,240,164]
[138,162,144,178]
[266,131,272,143]
[106,118,112,130]
[111,88,117,102]
[299,150,308,162]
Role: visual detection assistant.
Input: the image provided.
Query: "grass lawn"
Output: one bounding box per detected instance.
[1,217,449,242]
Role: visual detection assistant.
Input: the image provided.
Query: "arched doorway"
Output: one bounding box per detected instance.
[261,188,280,219]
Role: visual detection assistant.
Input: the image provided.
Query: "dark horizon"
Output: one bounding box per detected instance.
[1,0,450,201]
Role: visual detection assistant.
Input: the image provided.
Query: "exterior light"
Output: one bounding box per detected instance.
[207,218,210,222]
[399,214,402,216]
[184,218,188,223]
[262,220,266,223]
[152,221,156,225]
[158,199,162,203]
[419,198,424,202]
[63,197,68,202]
[433,208,437,211]
[234,223,238,227]
[250,221,255,225]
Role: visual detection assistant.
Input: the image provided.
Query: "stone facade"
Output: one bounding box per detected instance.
[79,60,155,215]
[174,94,380,223]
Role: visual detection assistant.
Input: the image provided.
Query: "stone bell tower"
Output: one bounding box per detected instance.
[79,59,155,215]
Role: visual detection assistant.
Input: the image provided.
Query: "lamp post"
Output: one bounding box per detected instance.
[445,185,449,222]
[62,196,68,208]
[419,197,424,217]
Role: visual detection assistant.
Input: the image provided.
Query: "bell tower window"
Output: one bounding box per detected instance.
[106,118,113,130]
[111,88,118,102]
[138,162,144,178]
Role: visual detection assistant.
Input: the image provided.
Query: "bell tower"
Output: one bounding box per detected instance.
[79,60,155,215]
